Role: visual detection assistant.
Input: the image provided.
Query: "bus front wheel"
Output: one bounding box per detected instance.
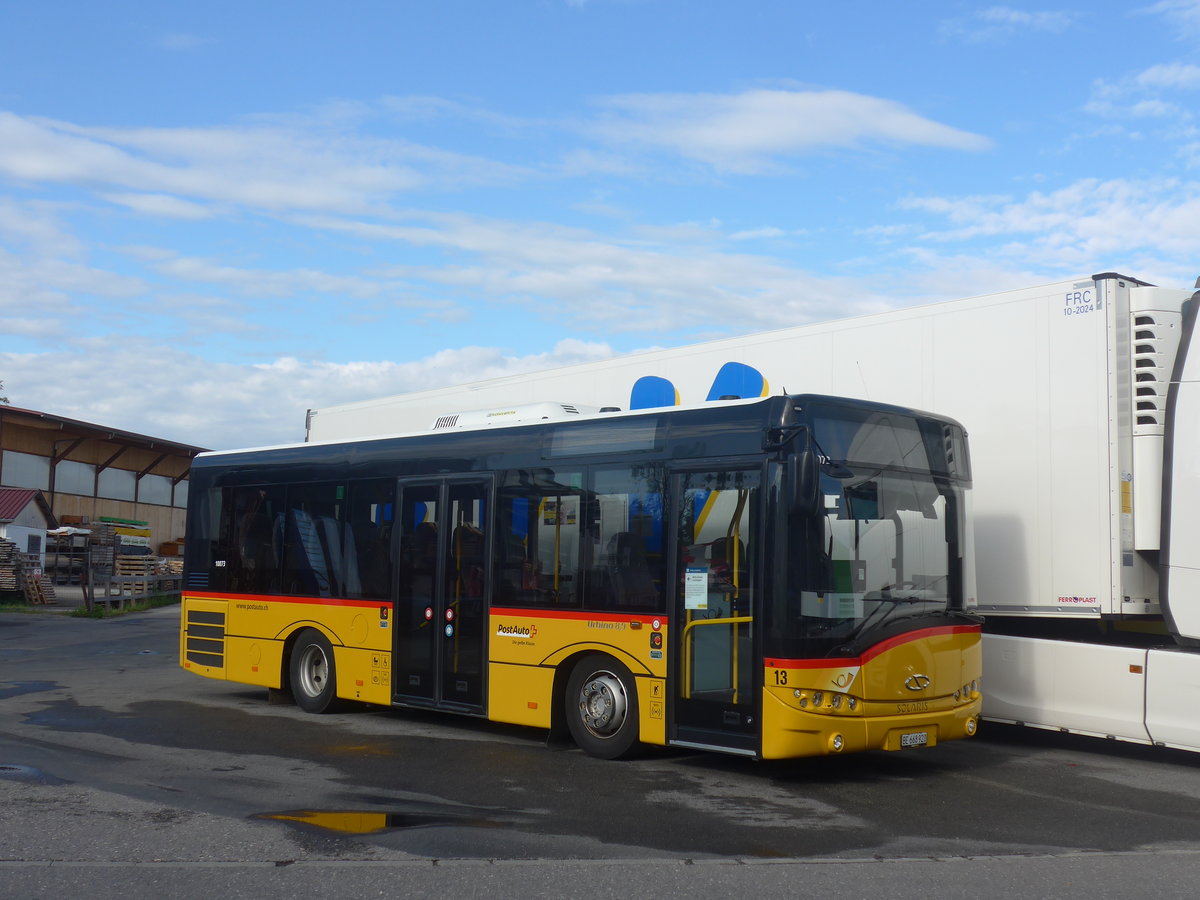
[566,654,641,759]
[289,629,341,713]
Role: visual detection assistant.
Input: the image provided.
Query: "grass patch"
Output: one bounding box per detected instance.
[69,593,181,618]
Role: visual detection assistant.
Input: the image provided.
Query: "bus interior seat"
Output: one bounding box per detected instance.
[606,532,659,608]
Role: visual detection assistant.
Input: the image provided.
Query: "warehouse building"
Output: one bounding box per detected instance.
[0,406,207,561]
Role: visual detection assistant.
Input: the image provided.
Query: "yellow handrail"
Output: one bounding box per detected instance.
[452,517,463,671]
[553,497,562,592]
[722,490,748,700]
[680,615,753,700]
[726,490,747,601]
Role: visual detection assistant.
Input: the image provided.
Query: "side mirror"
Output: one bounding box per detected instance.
[789,446,821,517]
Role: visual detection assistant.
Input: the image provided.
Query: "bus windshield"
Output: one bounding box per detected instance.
[768,404,969,659]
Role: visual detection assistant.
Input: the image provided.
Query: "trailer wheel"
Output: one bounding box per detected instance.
[289,629,340,713]
[566,654,640,759]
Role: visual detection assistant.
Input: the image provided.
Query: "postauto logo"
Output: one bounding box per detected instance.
[496,622,538,638]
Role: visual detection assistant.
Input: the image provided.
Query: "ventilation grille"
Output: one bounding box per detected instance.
[427,402,601,431]
[184,608,226,668]
[185,571,210,589]
[943,425,957,469]
[1131,314,1174,435]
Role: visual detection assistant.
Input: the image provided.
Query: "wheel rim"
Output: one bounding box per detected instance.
[297,643,330,698]
[577,670,628,739]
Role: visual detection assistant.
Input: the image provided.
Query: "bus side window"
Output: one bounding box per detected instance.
[584,464,666,614]
[496,469,582,608]
[281,483,345,598]
[343,479,395,600]
[191,487,224,590]
[223,484,286,595]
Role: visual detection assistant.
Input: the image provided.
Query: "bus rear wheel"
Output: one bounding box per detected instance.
[289,629,340,713]
[566,654,640,759]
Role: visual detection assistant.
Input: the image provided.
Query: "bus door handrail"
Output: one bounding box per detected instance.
[680,615,753,700]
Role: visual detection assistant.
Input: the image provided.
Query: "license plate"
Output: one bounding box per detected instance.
[899,731,928,748]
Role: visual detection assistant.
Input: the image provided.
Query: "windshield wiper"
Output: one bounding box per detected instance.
[829,591,940,654]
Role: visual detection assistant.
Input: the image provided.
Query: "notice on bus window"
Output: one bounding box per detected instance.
[685,567,708,610]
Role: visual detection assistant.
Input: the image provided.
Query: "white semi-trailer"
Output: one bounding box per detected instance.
[306,273,1200,752]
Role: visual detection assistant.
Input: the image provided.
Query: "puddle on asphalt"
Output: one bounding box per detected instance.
[257,809,504,835]
[0,681,59,701]
[0,764,69,785]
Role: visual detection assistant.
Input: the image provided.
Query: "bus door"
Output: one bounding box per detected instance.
[670,465,761,753]
[393,476,491,713]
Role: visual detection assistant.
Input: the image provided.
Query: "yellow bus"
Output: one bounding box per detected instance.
[180,394,982,759]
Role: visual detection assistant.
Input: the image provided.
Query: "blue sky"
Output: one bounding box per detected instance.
[3,1,1200,449]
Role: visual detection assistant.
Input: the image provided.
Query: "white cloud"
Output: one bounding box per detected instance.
[900,177,1200,271]
[0,94,984,347]
[0,197,84,256]
[1090,62,1200,119]
[557,147,646,178]
[585,89,990,173]
[302,209,890,335]
[941,6,1075,42]
[0,339,625,450]
[1147,0,1200,36]
[0,110,530,219]
[101,192,215,220]
[1131,99,1180,117]
[378,94,539,134]
[140,293,265,343]
[1183,140,1200,167]
[0,247,145,312]
[729,227,788,241]
[148,254,393,300]
[977,6,1073,29]
[0,318,66,339]
[1137,62,1200,88]
[157,33,210,51]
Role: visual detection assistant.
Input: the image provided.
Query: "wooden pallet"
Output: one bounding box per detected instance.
[17,554,53,605]
[115,555,156,595]
[0,540,22,594]
[22,573,55,605]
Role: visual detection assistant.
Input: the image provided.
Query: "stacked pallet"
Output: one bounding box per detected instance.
[88,524,117,575]
[26,552,54,605]
[0,539,20,595]
[18,556,55,605]
[115,554,155,595]
[33,574,56,605]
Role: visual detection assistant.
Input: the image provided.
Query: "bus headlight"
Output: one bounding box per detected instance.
[829,733,845,752]
[965,717,977,736]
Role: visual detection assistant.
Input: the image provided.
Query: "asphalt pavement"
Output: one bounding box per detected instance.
[2,600,1199,899]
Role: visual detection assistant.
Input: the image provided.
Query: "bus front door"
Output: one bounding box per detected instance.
[393,477,491,713]
[671,466,760,754]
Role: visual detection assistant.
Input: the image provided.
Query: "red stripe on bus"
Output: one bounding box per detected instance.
[489,606,664,626]
[765,624,980,669]
[182,591,389,609]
